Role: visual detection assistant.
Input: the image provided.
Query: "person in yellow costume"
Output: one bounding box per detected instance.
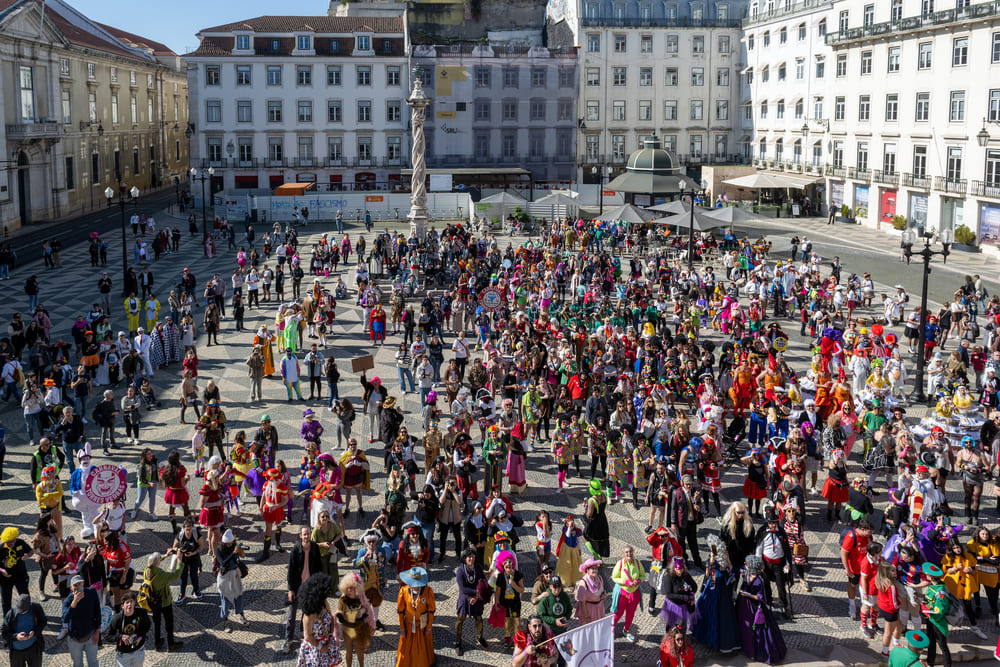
[253,325,276,376]
[967,526,1000,617]
[396,566,436,667]
[124,292,142,335]
[145,295,160,332]
[35,465,64,540]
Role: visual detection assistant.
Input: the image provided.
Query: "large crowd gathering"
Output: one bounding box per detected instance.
[2,208,1000,667]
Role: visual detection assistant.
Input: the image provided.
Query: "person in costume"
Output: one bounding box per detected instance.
[124,293,141,335]
[481,425,507,493]
[340,439,371,517]
[453,547,488,656]
[335,572,376,667]
[197,469,225,557]
[888,630,929,667]
[554,515,583,588]
[736,554,787,665]
[300,408,324,449]
[353,530,387,632]
[452,433,480,504]
[396,567,435,667]
[487,530,518,583]
[922,563,952,666]
[198,400,227,462]
[253,326,276,376]
[511,613,558,667]
[574,557,605,624]
[295,572,343,667]
[966,525,1000,618]
[254,467,289,562]
[610,544,645,642]
[396,524,430,576]
[659,556,698,631]
[551,415,574,493]
[35,465,63,540]
[956,436,988,524]
[160,450,191,536]
[491,551,525,648]
[821,438,849,521]
[659,625,695,667]
[69,444,102,539]
[941,537,988,639]
[691,534,739,652]
[646,525,682,613]
[506,423,528,494]
[583,478,611,559]
[228,440,252,518]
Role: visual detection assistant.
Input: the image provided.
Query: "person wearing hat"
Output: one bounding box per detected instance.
[359,372,387,444]
[396,567,435,667]
[61,574,101,666]
[921,562,952,664]
[35,465,64,541]
[197,400,227,462]
[2,592,46,666]
[736,554,787,663]
[537,570,572,639]
[0,528,32,619]
[754,505,794,616]
[215,529,249,632]
[492,551,525,648]
[353,529,387,632]
[888,630,929,667]
[255,468,290,562]
[583,477,611,559]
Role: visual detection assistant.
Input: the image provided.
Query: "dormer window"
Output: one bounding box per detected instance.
[236,34,250,50]
[297,35,311,51]
[271,39,280,53]
[357,35,371,51]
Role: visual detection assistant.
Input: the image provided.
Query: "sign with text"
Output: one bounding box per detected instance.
[85,464,128,504]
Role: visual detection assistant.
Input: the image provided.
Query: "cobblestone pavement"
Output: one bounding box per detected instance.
[0,212,996,666]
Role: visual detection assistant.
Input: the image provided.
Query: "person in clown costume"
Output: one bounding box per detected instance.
[255,467,289,562]
[228,440,252,517]
[36,465,64,540]
[69,443,102,539]
[865,359,894,407]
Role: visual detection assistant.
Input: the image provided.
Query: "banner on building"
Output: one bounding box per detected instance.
[830,182,844,206]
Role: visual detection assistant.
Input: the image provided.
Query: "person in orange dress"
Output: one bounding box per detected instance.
[729,362,755,417]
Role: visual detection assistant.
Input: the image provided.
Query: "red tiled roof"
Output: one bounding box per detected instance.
[184,36,231,58]
[45,11,147,60]
[98,23,177,56]
[198,15,404,35]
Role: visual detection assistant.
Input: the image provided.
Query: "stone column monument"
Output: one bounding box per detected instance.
[406,68,430,238]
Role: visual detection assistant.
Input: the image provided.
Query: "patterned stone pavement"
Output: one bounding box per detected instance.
[0,211,996,666]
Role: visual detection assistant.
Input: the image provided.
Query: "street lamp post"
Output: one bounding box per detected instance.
[902,228,954,404]
[591,165,605,215]
[677,178,707,270]
[189,167,214,237]
[105,181,140,286]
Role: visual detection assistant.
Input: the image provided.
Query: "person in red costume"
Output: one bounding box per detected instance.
[396,524,430,577]
[660,625,695,667]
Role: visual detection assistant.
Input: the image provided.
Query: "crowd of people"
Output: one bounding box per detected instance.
[2,209,1000,667]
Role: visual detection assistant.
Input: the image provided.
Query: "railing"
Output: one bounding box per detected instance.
[580,153,606,165]
[5,121,61,139]
[234,159,258,169]
[293,158,315,168]
[826,165,847,178]
[825,0,1000,45]
[744,0,830,25]
[934,176,968,194]
[580,16,741,28]
[971,180,1000,198]
[901,172,931,189]
[327,157,344,167]
[267,158,286,168]
[847,167,871,181]
[873,169,899,185]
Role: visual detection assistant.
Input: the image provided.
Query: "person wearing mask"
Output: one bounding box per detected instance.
[2,593,46,667]
[283,526,322,654]
[61,575,101,667]
[107,591,150,667]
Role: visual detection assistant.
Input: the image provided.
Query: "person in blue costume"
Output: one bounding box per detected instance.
[692,534,739,653]
[736,554,787,665]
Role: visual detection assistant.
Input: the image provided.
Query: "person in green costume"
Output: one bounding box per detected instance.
[922,563,951,667]
[887,630,928,667]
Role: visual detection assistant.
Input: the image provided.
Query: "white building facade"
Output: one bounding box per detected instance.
[822,0,1000,241]
[184,16,410,193]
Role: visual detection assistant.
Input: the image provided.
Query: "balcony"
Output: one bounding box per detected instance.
[327,157,344,167]
[293,158,316,168]
[5,121,61,140]
[745,0,827,25]
[873,169,899,186]
[826,165,847,179]
[352,157,374,168]
[934,176,967,194]
[234,159,258,170]
[848,167,871,181]
[610,154,627,165]
[267,158,287,168]
[825,0,1000,46]
[971,180,1000,198]
[199,158,227,169]
[901,173,931,190]
[787,160,803,172]
[580,16,740,28]
[580,153,605,166]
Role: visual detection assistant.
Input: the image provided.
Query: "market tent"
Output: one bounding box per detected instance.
[534,192,581,207]
[478,190,529,222]
[647,200,699,215]
[702,207,763,225]
[594,204,656,224]
[650,211,725,232]
[722,172,820,189]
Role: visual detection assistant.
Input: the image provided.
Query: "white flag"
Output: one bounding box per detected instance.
[554,615,615,667]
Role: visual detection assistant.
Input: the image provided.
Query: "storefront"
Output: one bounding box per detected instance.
[854,185,870,220]
[879,189,897,225]
[908,192,928,230]
[981,203,1000,246]
[939,196,963,233]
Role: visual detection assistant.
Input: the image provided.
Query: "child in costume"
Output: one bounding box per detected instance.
[354,529,387,631]
[191,423,206,478]
[36,465,64,540]
[534,510,553,570]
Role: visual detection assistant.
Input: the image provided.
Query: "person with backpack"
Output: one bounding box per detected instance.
[108,591,150,665]
[922,563,952,666]
[840,519,874,622]
[141,551,183,653]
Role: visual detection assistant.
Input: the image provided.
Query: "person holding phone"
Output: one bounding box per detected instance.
[2,593,46,667]
[61,575,101,667]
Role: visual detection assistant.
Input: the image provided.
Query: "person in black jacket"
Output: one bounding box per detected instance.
[282,526,322,654]
[107,591,150,662]
[754,507,794,617]
[53,406,84,471]
[463,501,487,564]
[2,593,46,667]
[92,390,119,456]
[61,576,101,666]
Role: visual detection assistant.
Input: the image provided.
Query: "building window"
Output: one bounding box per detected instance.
[716,100,729,120]
[664,100,677,120]
[238,138,252,163]
[585,100,599,121]
[271,39,280,53]
[87,62,96,80]
[236,65,251,85]
[260,100,279,123]
[297,35,311,51]
[476,67,491,87]
[386,136,401,164]
[839,10,849,32]
[778,63,786,81]
[761,66,769,83]
[794,99,803,119]
[531,68,546,87]
[779,27,787,44]
[793,139,802,163]
[856,141,869,171]
[530,100,546,121]
[836,54,847,77]
[883,144,896,175]
[665,68,678,86]
[718,3,729,19]
[885,94,898,121]
[796,59,805,79]
[503,67,519,88]
[237,100,252,123]
[947,146,962,180]
[587,68,600,86]
[475,101,490,121]
[503,101,518,121]
[690,135,703,157]
[860,51,872,75]
[640,35,652,53]
[993,33,1000,63]
[111,95,119,124]
[913,145,927,177]
[611,135,626,161]
[110,67,118,83]
[818,19,827,36]
[61,90,71,124]
[760,101,767,119]
[355,100,369,122]
[613,67,626,86]
[386,66,401,86]
[833,140,843,167]
[776,99,785,119]
[888,47,900,72]
[798,23,806,40]
[858,95,871,121]
[267,65,282,86]
[815,57,825,78]
[666,34,678,53]
[296,66,312,86]
[298,137,313,163]
[985,149,1000,186]
[891,0,903,22]
[18,66,33,121]
[236,35,250,50]
[557,100,571,121]
[327,66,342,86]
[204,140,220,164]
[612,100,626,121]
[585,136,600,161]
[268,139,283,163]
[950,91,965,121]
[326,101,340,123]
[990,89,1000,122]
[953,37,968,66]
[614,34,626,52]
[387,100,401,122]
[716,135,728,158]
[207,100,222,123]
[328,137,342,163]
[502,134,516,158]
[863,4,874,26]
[835,96,845,120]
[918,42,932,69]
[639,68,652,86]
[915,92,930,121]
[356,35,370,51]
[356,66,371,86]
[775,139,783,162]
[717,68,729,86]
[474,135,489,159]
[691,67,704,86]
[921,0,934,18]
[130,96,137,123]
[814,97,823,120]
[763,31,770,47]
[639,100,652,121]
[60,58,70,76]
[588,34,600,52]
[558,68,573,88]
[88,93,97,123]
[745,68,753,85]
[692,36,705,54]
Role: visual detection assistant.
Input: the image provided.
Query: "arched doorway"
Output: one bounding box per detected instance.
[16,152,30,225]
